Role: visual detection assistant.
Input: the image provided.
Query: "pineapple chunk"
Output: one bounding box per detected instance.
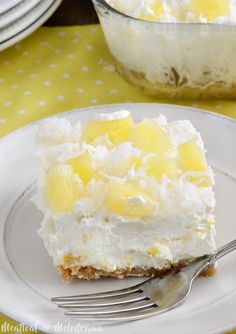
[67,152,98,185]
[131,155,143,169]
[140,1,164,21]
[147,156,177,182]
[191,0,229,22]
[82,114,133,145]
[178,139,207,172]
[130,119,172,154]
[178,139,211,187]
[45,165,83,213]
[147,247,160,256]
[105,180,157,218]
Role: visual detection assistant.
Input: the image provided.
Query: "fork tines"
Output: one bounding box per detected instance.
[52,282,158,321]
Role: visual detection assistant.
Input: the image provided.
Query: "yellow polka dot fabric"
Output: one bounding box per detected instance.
[0,24,236,333]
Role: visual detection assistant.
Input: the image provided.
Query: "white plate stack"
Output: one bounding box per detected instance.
[0,0,62,51]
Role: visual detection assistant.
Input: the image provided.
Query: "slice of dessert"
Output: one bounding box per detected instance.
[35,110,216,281]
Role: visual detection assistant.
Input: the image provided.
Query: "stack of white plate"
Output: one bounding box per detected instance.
[0,0,62,51]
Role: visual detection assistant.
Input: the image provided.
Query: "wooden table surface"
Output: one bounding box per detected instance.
[45,0,99,26]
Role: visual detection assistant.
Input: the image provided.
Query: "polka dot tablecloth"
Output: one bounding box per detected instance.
[0,24,236,334]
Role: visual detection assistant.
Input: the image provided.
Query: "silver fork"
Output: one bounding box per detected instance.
[52,239,236,321]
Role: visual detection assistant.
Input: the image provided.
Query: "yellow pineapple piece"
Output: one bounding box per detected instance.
[82,114,134,145]
[178,139,211,187]
[178,139,207,172]
[45,165,83,213]
[147,156,177,182]
[130,119,172,154]
[191,0,230,22]
[67,152,98,185]
[131,155,143,169]
[140,1,164,21]
[104,180,157,218]
[204,219,215,226]
[147,247,160,257]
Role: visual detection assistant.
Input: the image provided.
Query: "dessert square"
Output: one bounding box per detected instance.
[35,110,216,281]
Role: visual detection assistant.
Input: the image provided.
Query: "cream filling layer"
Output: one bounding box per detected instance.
[38,213,216,271]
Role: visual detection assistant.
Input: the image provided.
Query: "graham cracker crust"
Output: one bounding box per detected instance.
[58,263,215,282]
[114,58,236,99]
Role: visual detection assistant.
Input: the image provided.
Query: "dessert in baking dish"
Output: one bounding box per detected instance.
[93,0,236,98]
[36,110,216,281]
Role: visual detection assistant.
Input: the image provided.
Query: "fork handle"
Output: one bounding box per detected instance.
[209,239,236,263]
[187,239,236,278]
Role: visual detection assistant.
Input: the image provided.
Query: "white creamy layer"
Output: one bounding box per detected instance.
[99,1,236,88]
[38,213,215,270]
[36,111,216,271]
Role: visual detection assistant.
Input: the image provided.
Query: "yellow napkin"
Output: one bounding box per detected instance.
[0,24,235,333]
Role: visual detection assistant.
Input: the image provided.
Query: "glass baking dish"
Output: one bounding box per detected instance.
[93,0,236,99]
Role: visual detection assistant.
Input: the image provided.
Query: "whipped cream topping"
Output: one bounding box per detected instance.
[36,110,216,271]
[106,0,236,24]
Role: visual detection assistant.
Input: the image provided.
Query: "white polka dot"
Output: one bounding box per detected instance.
[2,60,10,65]
[49,63,56,68]
[24,91,31,96]
[95,80,103,85]
[43,80,51,86]
[57,95,65,100]
[81,66,89,72]
[215,105,222,110]
[39,101,46,107]
[90,27,98,32]
[22,51,29,56]
[40,41,50,47]
[67,53,76,59]
[74,31,80,37]
[29,73,37,78]
[98,58,107,65]
[0,78,5,83]
[110,89,118,94]
[4,101,12,107]
[11,84,18,89]
[91,99,98,104]
[35,59,42,64]
[63,73,70,79]
[58,31,66,37]
[76,88,84,93]
[191,103,199,108]
[54,48,62,54]
[72,38,78,44]
[16,69,24,74]
[104,65,115,72]
[86,45,94,51]
[0,118,6,123]
[18,109,26,115]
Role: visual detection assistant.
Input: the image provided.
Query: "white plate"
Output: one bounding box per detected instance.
[0,0,22,14]
[0,103,236,334]
[0,0,62,51]
[0,0,41,29]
